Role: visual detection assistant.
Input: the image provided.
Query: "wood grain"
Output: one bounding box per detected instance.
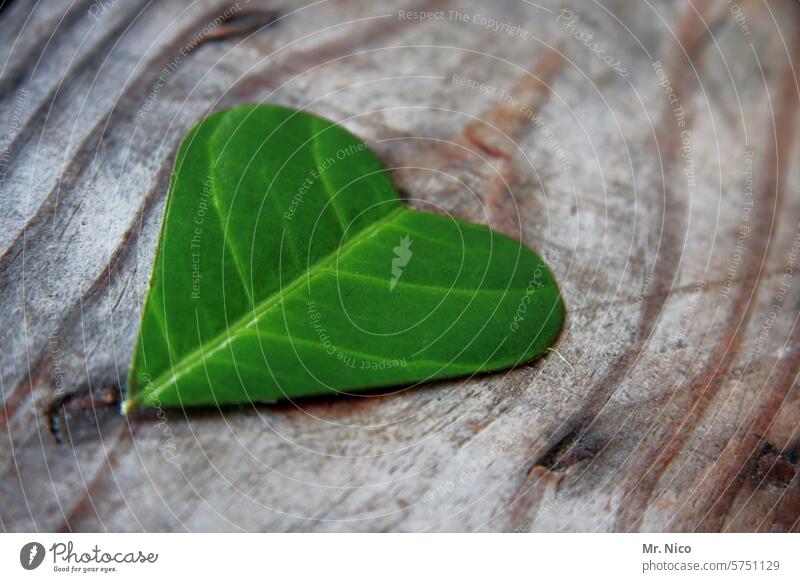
[1,0,799,532]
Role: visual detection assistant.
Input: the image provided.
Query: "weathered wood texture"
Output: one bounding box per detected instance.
[1,0,799,532]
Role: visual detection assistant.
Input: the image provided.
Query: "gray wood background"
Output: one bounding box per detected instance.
[1,0,799,532]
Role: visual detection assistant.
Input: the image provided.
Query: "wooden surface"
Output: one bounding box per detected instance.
[1,0,800,532]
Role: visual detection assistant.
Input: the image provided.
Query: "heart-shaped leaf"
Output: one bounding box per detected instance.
[124,104,564,412]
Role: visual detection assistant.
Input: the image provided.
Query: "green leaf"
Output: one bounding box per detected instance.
[124,104,564,412]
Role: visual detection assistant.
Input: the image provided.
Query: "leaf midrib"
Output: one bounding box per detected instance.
[139,204,408,404]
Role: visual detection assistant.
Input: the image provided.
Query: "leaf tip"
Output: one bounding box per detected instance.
[120,397,137,416]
